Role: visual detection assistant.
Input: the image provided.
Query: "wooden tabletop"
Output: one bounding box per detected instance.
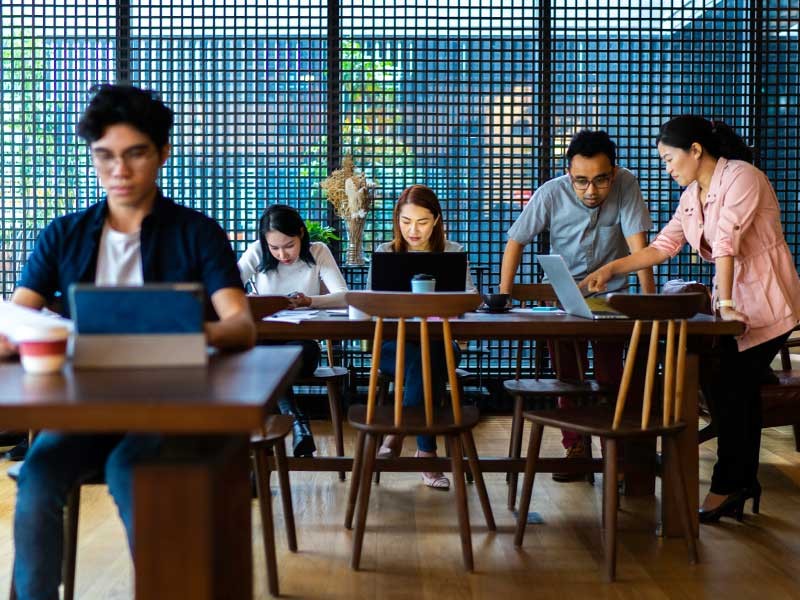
[256,308,745,341]
[0,346,302,433]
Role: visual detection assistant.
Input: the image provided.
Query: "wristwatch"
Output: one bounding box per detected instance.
[715,298,736,310]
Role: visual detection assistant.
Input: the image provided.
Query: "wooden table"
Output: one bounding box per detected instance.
[257,308,743,537]
[0,346,301,600]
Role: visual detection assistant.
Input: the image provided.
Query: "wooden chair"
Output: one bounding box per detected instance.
[342,291,496,571]
[248,295,350,480]
[514,293,703,581]
[503,283,607,509]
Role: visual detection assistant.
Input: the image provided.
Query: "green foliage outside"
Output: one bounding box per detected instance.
[300,39,419,246]
[1,30,79,244]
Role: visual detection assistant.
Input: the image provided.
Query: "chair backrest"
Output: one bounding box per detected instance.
[346,291,481,428]
[607,293,706,430]
[510,283,584,381]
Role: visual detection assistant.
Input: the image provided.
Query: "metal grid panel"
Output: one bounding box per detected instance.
[1,2,799,380]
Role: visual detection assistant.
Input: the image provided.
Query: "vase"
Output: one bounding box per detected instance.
[345,217,366,266]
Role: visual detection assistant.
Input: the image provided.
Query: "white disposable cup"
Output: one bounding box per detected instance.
[348,305,370,320]
[16,325,70,374]
[410,279,436,293]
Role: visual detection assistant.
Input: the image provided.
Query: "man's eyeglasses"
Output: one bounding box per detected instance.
[91,147,156,172]
[569,173,613,191]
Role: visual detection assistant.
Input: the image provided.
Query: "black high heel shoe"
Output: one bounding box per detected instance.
[699,490,747,524]
[744,482,761,515]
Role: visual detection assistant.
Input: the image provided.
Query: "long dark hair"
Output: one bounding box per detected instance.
[656,116,754,163]
[390,185,446,253]
[257,204,315,273]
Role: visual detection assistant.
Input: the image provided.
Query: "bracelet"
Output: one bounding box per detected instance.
[716,299,736,310]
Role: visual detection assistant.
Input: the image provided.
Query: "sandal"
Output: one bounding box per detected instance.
[378,434,404,459]
[415,450,450,490]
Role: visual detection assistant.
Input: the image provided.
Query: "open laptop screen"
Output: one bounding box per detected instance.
[370,252,467,292]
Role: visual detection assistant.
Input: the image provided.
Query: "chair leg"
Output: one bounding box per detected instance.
[373,433,383,485]
[273,438,297,552]
[793,424,800,452]
[62,486,80,600]
[326,381,346,481]
[345,430,366,530]
[507,395,524,510]
[448,434,474,572]
[461,430,495,530]
[583,434,595,485]
[514,423,544,546]
[602,439,619,582]
[664,436,699,564]
[351,434,378,571]
[253,445,280,597]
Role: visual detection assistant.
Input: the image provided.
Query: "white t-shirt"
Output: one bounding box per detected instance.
[238,241,348,308]
[94,222,143,286]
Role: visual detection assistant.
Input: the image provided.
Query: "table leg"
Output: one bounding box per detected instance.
[134,436,252,600]
[661,354,699,538]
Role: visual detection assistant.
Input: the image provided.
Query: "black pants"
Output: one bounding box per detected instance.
[709,330,791,495]
[258,339,321,415]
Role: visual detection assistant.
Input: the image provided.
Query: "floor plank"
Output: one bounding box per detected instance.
[1,418,799,599]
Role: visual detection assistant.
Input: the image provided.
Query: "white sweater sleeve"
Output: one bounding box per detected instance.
[237,241,263,286]
[309,244,348,308]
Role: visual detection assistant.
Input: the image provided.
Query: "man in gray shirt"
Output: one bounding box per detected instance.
[500,129,655,480]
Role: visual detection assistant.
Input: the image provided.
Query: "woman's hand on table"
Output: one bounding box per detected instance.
[287,292,312,309]
[719,305,750,335]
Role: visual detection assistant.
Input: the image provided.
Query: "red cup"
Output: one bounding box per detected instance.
[16,325,70,374]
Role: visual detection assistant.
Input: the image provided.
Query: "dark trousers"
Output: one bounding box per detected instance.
[709,331,791,495]
[258,339,321,415]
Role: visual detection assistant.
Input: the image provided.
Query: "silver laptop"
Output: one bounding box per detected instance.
[68,283,208,368]
[536,255,626,320]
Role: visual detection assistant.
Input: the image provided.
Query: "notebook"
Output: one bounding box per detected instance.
[370,252,467,292]
[68,283,208,368]
[536,255,626,320]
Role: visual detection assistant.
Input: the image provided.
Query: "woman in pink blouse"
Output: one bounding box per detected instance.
[581,116,800,524]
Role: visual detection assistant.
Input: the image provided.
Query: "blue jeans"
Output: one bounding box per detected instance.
[13,432,163,600]
[379,340,462,453]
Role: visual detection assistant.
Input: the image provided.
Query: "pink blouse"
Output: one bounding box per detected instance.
[650,158,800,351]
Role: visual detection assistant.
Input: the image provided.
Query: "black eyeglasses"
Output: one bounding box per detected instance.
[569,173,613,191]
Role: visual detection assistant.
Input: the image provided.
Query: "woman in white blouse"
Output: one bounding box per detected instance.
[239,204,348,456]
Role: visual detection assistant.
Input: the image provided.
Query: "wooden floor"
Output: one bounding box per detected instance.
[2,418,800,599]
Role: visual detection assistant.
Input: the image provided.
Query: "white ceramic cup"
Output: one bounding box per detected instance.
[410,278,436,293]
[348,305,370,320]
[16,324,70,374]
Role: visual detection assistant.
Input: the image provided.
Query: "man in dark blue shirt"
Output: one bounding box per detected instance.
[1,84,255,600]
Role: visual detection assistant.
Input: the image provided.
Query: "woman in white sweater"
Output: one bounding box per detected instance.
[239,204,348,456]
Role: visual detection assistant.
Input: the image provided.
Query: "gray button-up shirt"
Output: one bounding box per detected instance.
[507,167,652,292]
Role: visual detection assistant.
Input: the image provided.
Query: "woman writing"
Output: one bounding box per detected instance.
[369,184,476,490]
[581,116,800,522]
[239,204,348,456]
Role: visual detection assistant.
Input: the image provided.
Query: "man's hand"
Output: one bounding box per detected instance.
[0,334,18,359]
[579,264,614,293]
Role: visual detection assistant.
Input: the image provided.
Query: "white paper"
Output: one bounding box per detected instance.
[0,301,73,342]
[262,309,320,324]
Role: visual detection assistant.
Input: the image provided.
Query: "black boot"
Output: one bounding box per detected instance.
[278,396,316,457]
